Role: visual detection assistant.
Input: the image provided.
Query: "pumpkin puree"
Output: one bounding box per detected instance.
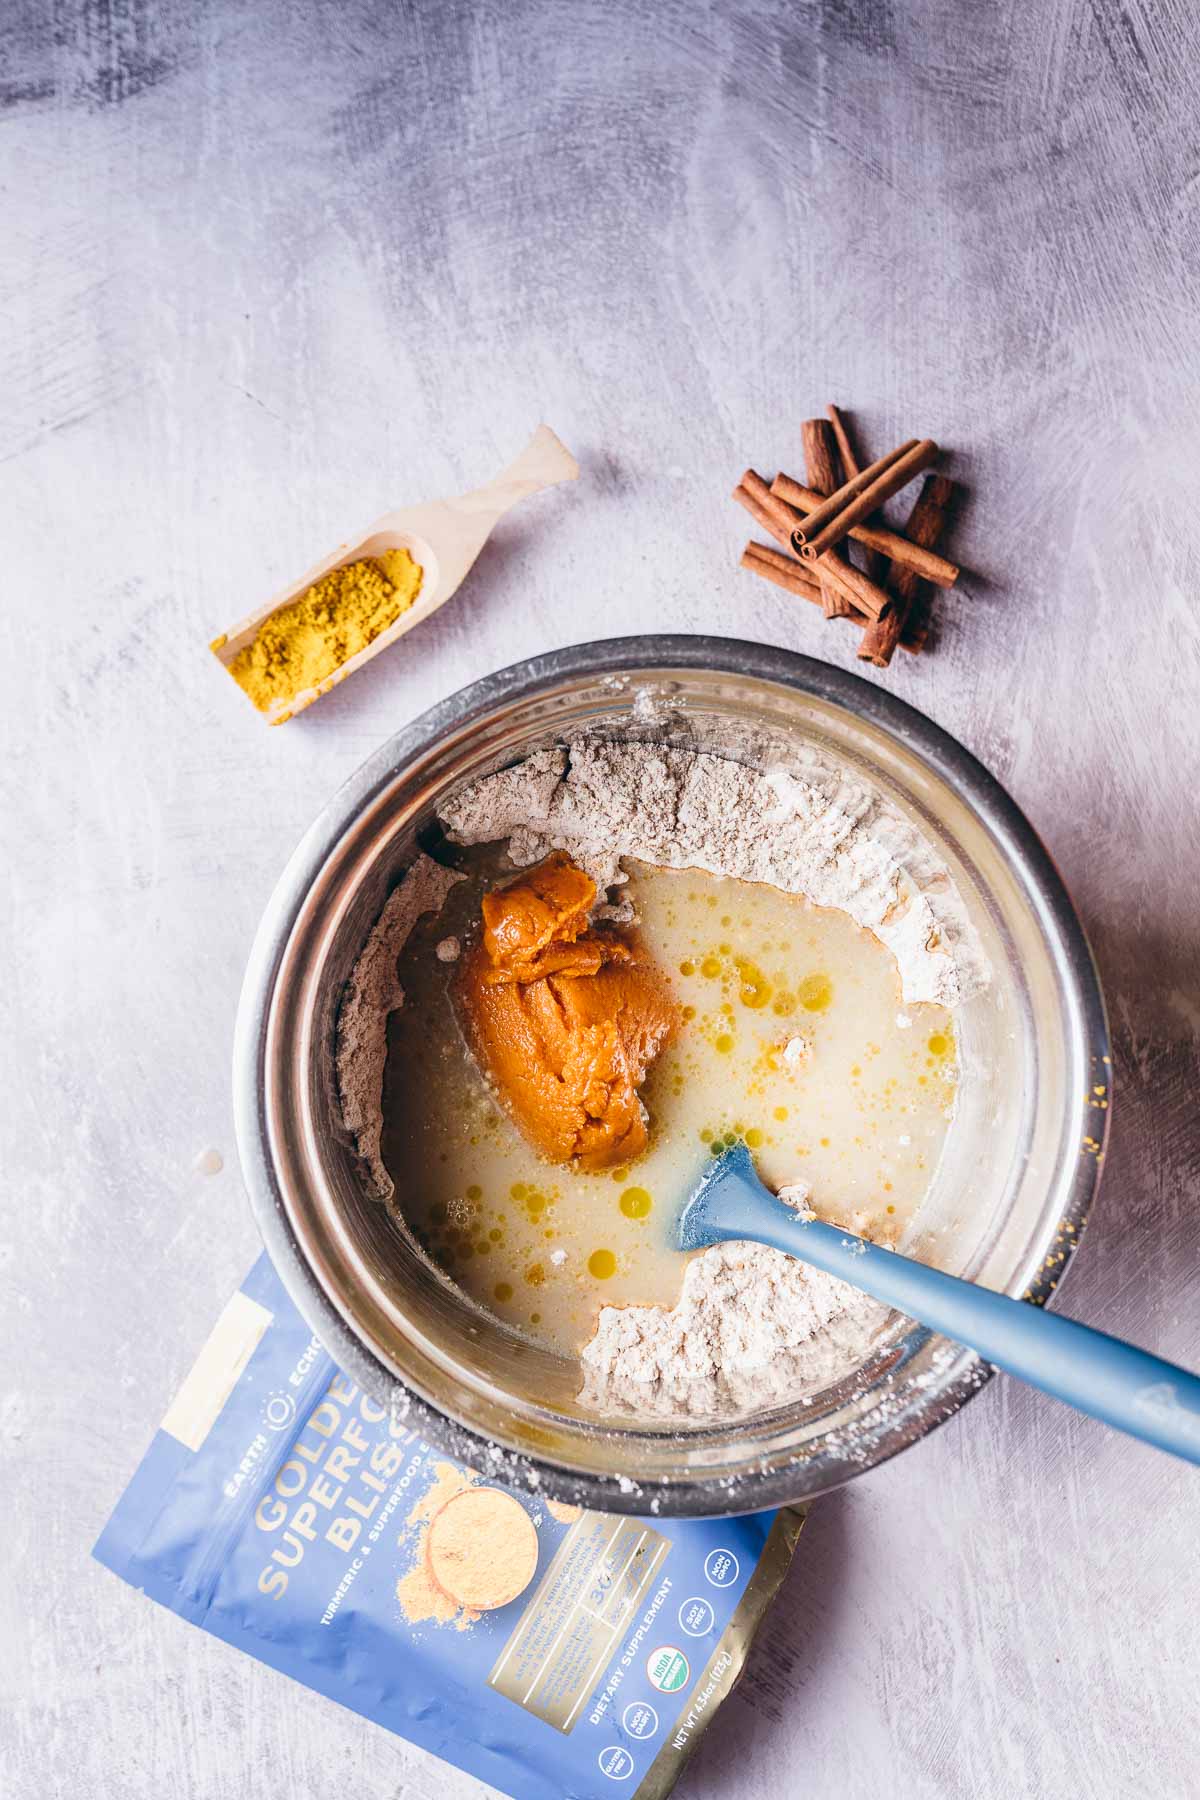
[460,853,675,1171]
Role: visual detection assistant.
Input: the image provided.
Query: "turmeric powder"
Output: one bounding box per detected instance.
[226,547,422,718]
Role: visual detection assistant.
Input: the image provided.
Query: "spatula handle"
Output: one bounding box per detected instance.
[685,1146,1200,1467]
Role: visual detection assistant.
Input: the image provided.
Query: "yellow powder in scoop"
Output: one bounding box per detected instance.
[227,547,422,717]
[395,1465,540,1629]
[426,1489,539,1612]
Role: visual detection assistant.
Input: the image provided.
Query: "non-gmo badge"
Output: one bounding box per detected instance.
[646,1645,690,1693]
[703,1547,739,1588]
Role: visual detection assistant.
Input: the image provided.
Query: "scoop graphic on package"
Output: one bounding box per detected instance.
[678,1144,1200,1467]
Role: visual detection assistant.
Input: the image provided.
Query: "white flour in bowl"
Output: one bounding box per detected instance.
[338,737,987,1420]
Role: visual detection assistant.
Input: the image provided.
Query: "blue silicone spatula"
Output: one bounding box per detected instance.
[678,1144,1200,1466]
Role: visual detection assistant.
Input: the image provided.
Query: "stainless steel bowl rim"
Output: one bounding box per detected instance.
[233,634,1109,1515]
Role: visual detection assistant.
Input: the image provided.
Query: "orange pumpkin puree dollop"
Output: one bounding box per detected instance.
[460,853,675,1171]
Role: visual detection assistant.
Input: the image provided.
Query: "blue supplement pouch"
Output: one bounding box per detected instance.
[94,1255,805,1799]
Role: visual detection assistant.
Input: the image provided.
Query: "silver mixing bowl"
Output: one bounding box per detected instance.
[233,637,1109,1515]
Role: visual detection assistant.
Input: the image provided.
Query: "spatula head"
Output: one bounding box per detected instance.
[675,1142,768,1252]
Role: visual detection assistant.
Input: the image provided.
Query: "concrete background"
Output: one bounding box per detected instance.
[4,1,1199,1795]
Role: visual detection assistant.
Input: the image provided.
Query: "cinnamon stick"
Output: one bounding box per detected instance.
[825,404,890,586]
[793,438,938,561]
[811,540,891,619]
[789,439,916,550]
[802,419,853,619]
[857,475,955,668]
[771,473,959,588]
[825,404,862,484]
[732,469,800,554]
[827,404,949,651]
[740,542,828,609]
[733,473,885,618]
[801,419,841,502]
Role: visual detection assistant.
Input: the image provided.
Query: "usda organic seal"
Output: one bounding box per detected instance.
[646,1645,690,1693]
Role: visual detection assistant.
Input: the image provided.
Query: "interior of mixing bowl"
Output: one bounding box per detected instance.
[239,642,1107,1511]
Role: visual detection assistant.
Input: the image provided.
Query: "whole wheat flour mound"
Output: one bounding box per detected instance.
[578,1240,886,1419]
[335,853,464,1198]
[440,739,986,1007]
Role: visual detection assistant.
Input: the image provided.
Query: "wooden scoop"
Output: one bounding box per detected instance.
[210,424,579,723]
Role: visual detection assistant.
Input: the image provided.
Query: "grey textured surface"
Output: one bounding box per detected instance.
[4,1,1199,1796]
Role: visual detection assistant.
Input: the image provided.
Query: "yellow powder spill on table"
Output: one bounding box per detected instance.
[226,547,422,716]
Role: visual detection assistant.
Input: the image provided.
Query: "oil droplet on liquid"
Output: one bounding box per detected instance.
[798,973,833,1012]
[737,961,772,1009]
[619,1187,653,1219]
[588,1249,617,1279]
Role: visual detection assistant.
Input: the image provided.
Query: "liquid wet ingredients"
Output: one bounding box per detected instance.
[380,853,958,1360]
